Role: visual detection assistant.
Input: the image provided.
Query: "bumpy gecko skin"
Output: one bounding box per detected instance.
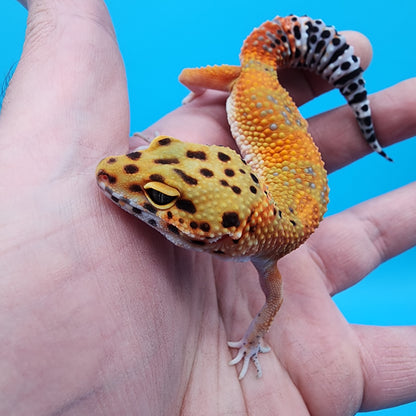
[96,15,390,379]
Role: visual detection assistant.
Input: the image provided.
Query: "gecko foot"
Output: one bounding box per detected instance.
[181,91,202,104]
[228,339,271,380]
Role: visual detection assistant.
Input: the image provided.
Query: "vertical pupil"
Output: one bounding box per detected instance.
[146,188,176,205]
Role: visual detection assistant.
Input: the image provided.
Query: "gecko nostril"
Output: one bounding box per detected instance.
[96,169,117,184]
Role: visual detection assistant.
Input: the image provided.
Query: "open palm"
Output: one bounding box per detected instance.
[1,1,415,415]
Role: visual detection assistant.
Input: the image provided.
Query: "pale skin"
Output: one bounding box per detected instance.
[1,1,416,415]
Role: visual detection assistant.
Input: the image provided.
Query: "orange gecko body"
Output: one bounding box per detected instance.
[96,15,389,379]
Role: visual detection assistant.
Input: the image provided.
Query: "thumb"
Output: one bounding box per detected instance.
[0,0,129,181]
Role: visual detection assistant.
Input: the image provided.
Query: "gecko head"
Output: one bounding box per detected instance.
[96,135,264,253]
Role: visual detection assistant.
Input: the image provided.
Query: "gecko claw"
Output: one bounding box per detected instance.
[228,339,271,379]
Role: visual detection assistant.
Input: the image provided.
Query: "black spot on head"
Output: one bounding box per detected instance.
[107,157,117,164]
[220,179,229,187]
[232,186,241,195]
[107,175,117,184]
[154,158,179,165]
[200,222,210,232]
[176,199,196,214]
[143,203,158,214]
[129,184,142,193]
[149,174,164,182]
[158,137,172,146]
[361,104,369,112]
[200,168,214,178]
[167,224,180,235]
[218,152,231,162]
[190,221,198,229]
[174,169,198,185]
[186,150,207,160]
[309,34,317,44]
[250,173,259,184]
[179,218,184,224]
[167,211,173,219]
[124,164,139,174]
[222,212,240,228]
[148,219,157,227]
[250,186,257,194]
[225,169,235,177]
[126,151,142,160]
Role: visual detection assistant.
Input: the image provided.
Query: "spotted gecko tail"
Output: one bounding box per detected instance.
[245,15,392,161]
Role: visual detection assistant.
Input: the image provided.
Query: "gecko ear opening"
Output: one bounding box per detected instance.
[144,182,180,209]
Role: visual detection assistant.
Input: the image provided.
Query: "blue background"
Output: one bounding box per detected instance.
[1,1,414,414]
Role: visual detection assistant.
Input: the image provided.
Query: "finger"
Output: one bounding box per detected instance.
[306,181,416,295]
[133,31,374,153]
[133,90,234,149]
[279,31,373,106]
[354,325,416,411]
[1,0,129,167]
[136,78,416,172]
[308,78,416,171]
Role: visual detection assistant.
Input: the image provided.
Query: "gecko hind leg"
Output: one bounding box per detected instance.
[228,261,283,380]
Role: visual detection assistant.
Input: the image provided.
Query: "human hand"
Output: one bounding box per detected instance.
[1,1,415,415]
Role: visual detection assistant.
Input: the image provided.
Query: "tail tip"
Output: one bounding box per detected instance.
[378,149,393,162]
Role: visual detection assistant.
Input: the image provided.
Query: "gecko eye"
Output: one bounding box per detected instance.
[144,182,180,209]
